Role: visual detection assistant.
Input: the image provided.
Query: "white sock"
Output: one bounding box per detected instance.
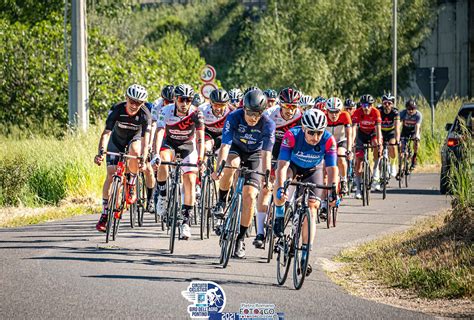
[257,211,266,235]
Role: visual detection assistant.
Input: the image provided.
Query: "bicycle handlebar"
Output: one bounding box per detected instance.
[105,151,143,160]
[283,179,336,193]
[160,161,198,167]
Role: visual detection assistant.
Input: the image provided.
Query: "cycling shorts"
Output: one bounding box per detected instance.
[337,140,347,150]
[381,130,396,142]
[288,162,324,201]
[355,130,377,157]
[229,144,262,189]
[160,138,198,174]
[106,137,140,166]
[204,133,222,151]
[401,127,417,139]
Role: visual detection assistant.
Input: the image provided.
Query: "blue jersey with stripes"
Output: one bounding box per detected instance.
[221,108,276,152]
[278,126,337,168]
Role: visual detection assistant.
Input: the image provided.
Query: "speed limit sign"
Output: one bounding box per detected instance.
[200,65,216,82]
[200,82,218,99]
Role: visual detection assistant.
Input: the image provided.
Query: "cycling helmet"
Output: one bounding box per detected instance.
[279,87,301,104]
[314,101,327,111]
[174,84,195,98]
[192,93,204,107]
[126,84,148,102]
[360,94,375,105]
[244,86,260,95]
[405,99,417,110]
[263,89,278,100]
[161,85,175,101]
[302,109,327,131]
[228,88,243,101]
[314,96,326,104]
[382,92,395,103]
[326,97,343,112]
[243,89,267,112]
[299,95,315,110]
[344,98,355,108]
[210,89,230,104]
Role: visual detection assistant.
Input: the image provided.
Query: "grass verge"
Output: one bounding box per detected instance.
[0,200,100,228]
[328,209,473,317]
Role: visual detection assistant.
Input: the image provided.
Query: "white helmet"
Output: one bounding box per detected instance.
[299,95,315,110]
[326,97,343,112]
[302,109,327,131]
[126,84,148,102]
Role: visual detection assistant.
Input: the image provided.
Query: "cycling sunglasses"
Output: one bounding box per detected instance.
[328,110,341,114]
[177,96,193,103]
[281,103,298,110]
[362,103,372,108]
[211,102,227,108]
[245,110,264,118]
[305,129,324,137]
[128,98,144,106]
[230,99,240,104]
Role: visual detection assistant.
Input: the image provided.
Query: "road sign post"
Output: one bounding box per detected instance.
[415,67,449,138]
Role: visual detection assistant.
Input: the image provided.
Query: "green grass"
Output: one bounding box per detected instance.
[0,125,105,207]
[335,211,473,299]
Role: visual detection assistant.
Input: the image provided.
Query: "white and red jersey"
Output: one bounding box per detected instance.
[198,102,232,139]
[263,105,302,142]
[157,104,204,146]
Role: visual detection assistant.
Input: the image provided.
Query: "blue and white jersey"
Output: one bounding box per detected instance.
[221,108,276,153]
[278,126,337,168]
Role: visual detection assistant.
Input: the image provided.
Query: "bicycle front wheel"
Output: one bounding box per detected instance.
[222,196,241,269]
[169,186,178,254]
[293,208,311,290]
[105,179,119,243]
[199,176,208,240]
[276,205,293,286]
[381,157,388,200]
[364,161,371,206]
[265,198,275,263]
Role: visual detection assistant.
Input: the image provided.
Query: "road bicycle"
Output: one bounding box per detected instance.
[130,171,146,228]
[198,151,218,240]
[104,149,142,243]
[160,159,198,254]
[398,137,415,188]
[217,162,269,268]
[275,179,336,289]
[361,143,373,206]
[378,141,399,199]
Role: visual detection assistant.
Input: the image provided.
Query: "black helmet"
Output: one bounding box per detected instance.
[344,98,355,108]
[405,99,417,110]
[360,94,374,105]
[244,86,260,95]
[263,89,278,100]
[161,85,175,101]
[279,87,301,104]
[174,84,195,98]
[210,89,230,104]
[243,89,267,112]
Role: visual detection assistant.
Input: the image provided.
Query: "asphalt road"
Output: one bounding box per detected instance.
[1,174,450,320]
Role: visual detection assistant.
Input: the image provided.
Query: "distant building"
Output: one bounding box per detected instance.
[404,0,472,98]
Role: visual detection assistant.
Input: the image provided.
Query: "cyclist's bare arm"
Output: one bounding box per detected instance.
[196,129,205,161]
[395,119,401,142]
[274,160,290,191]
[261,150,272,182]
[213,144,231,179]
[352,124,358,146]
[415,123,421,140]
[376,124,382,145]
[98,129,112,154]
[152,127,165,156]
[149,121,157,146]
[141,132,150,161]
[345,125,353,151]
[325,166,338,187]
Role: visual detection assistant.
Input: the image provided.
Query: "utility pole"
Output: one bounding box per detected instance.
[69,0,89,132]
[392,0,397,102]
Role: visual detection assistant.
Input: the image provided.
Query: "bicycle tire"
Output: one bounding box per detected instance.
[129,203,136,229]
[332,206,337,228]
[293,208,311,290]
[137,173,146,226]
[222,195,241,269]
[361,161,367,206]
[276,205,293,285]
[382,157,387,200]
[169,184,178,254]
[364,161,371,206]
[199,176,208,240]
[404,153,410,188]
[265,198,275,263]
[398,156,403,189]
[105,179,119,243]
[207,179,217,239]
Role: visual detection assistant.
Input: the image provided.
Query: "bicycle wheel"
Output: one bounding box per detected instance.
[398,156,404,188]
[129,202,136,229]
[361,161,367,206]
[293,208,311,290]
[364,161,371,206]
[223,196,241,269]
[381,157,388,200]
[326,198,331,229]
[112,183,125,241]
[199,176,208,240]
[404,154,410,188]
[207,179,217,239]
[331,206,338,228]
[105,178,119,243]
[265,198,275,263]
[276,205,293,285]
[137,173,146,226]
[169,185,178,254]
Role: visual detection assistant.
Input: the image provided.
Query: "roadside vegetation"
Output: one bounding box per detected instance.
[332,126,473,302]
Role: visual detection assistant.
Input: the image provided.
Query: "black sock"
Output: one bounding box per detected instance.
[181,205,193,224]
[158,181,167,197]
[237,225,248,240]
[219,189,229,203]
[146,187,153,202]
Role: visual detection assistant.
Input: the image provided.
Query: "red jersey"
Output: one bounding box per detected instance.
[351,107,381,134]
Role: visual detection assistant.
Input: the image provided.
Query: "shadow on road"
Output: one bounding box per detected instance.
[386,188,441,195]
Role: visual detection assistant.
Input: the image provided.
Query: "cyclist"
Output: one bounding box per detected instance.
[351,94,382,199]
[377,93,400,181]
[253,87,302,248]
[314,98,327,112]
[325,97,353,194]
[212,89,275,258]
[273,109,338,275]
[94,84,152,232]
[151,84,205,240]
[344,98,356,117]
[400,99,422,171]
[228,88,243,111]
[263,89,278,109]
[299,95,314,111]
[199,89,232,154]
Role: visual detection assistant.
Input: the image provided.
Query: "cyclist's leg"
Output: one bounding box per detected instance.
[371,132,380,183]
[143,161,155,208]
[412,134,419,169]
[180,144,199,228]
[354,131,367,197]
[337,140,347,193]
[214,149,240,216]
[300,165,323,247]
[387,133,397,176]
[155,145,173,215]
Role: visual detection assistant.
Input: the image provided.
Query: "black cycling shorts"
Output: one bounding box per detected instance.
[337,140,347,149]
[355,130,377,151]
[381,130,396,142]
[204,133,222,151]
[289,162,324,201]
[401,127,416,139]
[106,137,140,166]
[229,144,262,189]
